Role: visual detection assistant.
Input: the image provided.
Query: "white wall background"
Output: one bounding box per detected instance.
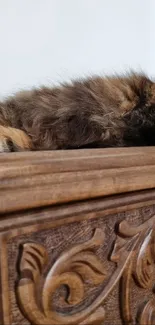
[0,0,154,98]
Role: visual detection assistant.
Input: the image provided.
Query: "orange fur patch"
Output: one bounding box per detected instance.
[0,126,32,150]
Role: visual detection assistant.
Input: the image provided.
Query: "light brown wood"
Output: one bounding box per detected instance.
[17,219,155,325]
[1,147,155,213]
[1,148,155,324]
[17,229,106,325]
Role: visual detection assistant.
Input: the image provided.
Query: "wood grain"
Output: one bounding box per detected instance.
[1,147,155,324]
[1,147,155,213]
[17,229,106,325]
[0,189,155,237]
[2,204,155,325]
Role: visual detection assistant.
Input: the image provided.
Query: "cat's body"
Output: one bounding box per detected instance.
[1,72,155,152]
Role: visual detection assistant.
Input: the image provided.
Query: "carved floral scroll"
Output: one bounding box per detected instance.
[113,216,155,325]
[16,215,155,325]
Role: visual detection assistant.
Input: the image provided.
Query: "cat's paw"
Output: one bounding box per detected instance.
[0,126,32,152]
[0,137,23,152]
[0,138,13,152]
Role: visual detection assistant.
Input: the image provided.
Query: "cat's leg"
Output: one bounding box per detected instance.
[0,126,33,152]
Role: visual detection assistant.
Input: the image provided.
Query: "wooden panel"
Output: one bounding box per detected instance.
[0,193,155,325]
[1,147,155,213]
[1,148,155,324]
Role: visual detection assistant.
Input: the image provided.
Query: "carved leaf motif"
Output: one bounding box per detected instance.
[139,298,155,325]
[111,217,155,324]
[110,225,141,324]
[80,306,106,325]
[19,242,48,282]
[134,229,154,289]
[17,228,107,325]
[71,251,106,285]
[111,234,139,264]
[16,215,155,325]
[53,272,85,305]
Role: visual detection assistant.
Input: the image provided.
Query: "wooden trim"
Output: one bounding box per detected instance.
[1,147,155,213]
[0,189,155,238]
[0,237,11,325]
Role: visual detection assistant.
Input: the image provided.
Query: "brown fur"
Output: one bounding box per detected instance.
[0,72,155,152]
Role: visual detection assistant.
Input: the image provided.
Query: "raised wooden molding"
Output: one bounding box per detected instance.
[1,147,155,213]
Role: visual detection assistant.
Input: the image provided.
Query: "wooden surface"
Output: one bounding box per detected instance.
[1,148,155,325]
[1,147,155,213]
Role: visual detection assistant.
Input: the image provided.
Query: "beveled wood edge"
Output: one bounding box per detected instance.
[1,147,155,213]
[1,189,155,239]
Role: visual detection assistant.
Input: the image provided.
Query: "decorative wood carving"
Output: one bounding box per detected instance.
[16,215,155,325]
[139,298,155,325]
[17,228,106,325]
[111,215,155,325]
[1,148,155,324]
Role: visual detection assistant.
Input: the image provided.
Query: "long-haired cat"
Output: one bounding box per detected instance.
[0,72,155,152]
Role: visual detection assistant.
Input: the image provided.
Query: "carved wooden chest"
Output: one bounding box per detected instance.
[1,147,155,325]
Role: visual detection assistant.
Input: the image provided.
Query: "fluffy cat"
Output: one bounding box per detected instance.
[0,72,155,152]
